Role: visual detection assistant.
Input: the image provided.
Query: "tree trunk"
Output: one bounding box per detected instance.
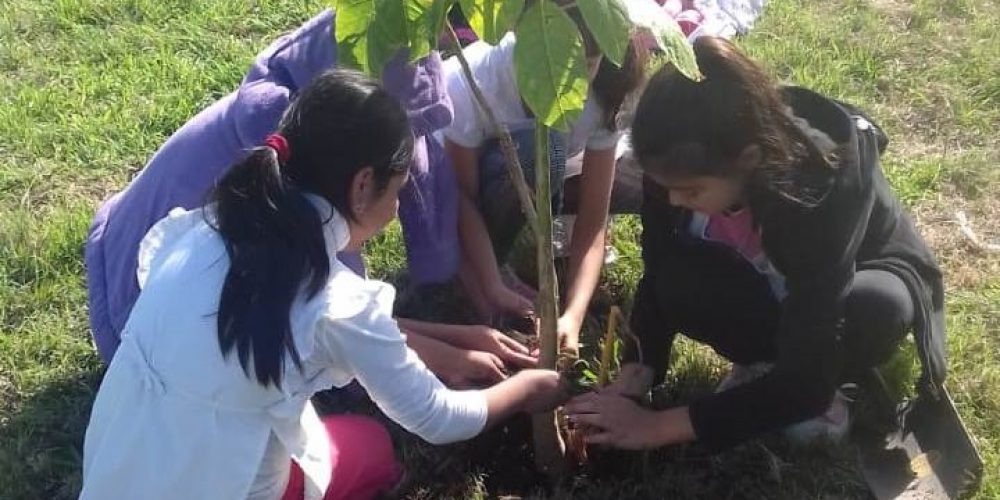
[530,121,567,476]
[446,26,566,476]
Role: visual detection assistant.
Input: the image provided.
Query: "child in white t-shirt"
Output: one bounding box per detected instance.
[441,8,648,352]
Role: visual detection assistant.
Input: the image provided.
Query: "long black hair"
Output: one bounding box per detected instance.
[209,68,412,387]
[631,37,834,204]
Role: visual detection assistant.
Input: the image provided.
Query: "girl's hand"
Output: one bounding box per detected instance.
[557,315,582,356]
[482,369,570,427]
[447,325,538,370]
[564,393,694,449]
[487,283,535,318]
[411,334,508,389]
[512,369,569,414]
[600,363,654,399]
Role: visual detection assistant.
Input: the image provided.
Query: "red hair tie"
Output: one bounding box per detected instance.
[263,133,291,164]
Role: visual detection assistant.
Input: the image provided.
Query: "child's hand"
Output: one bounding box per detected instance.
[447,326,538,370]
[557,315,582,357]
[487,283,535,318]
[414,336,507,389]
[515,369,570,414]
[601,363,653,399]
[565,393,692,449]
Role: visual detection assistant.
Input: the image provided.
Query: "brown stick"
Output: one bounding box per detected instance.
[444,25,539,236]
[598,306,623,387]
[532,123,560,370]
[446,22,568,476]
[531,116,568,476]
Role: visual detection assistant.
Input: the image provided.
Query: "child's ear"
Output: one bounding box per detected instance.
[736,144,763,171]
[348,166,375,219]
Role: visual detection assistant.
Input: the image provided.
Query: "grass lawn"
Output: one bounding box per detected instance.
[1,0,996,498]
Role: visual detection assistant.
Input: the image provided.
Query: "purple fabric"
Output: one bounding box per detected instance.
[84,9,460,363]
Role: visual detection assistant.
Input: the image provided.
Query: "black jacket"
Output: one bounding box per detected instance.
[629,87,946,450]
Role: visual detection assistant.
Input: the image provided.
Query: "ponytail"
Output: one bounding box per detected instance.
[207,68,412,388]
[210,147,330,387]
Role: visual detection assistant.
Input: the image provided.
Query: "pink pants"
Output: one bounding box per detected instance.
[281,415,402,500]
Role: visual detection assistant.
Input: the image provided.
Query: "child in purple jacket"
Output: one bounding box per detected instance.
[85,9,534,386]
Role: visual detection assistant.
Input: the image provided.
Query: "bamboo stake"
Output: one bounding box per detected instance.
[444,23,567,476]
[598,306,623,387]
[444,25,539,236]
[530,120,567,476]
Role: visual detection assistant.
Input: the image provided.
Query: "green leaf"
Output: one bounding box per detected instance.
[459,0,523,45]
[423,0,454,54]
[514,1,588,132]
[624,0,701,80]
[334,0,377,72]
[403,0,453,63]
[576,0,631,67]
[367,0,408,76]
[339,0,452,75]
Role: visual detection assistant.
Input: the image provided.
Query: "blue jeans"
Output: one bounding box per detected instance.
[478,128,567,259]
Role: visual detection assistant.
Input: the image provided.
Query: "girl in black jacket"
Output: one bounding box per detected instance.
[566,36,945,451]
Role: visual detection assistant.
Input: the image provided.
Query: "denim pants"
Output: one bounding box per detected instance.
[477,128,567,260]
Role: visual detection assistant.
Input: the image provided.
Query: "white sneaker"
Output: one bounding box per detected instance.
[784,384,857,444]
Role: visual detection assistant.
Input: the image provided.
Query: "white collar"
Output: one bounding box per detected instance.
[303,193,351,257]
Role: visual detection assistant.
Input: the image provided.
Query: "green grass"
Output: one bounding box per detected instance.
[1,0,997,498]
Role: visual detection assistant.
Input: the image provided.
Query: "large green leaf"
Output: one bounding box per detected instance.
[459,0,523,45]
[334,0,377,72]
[624,0,701,80]
[422,0,454,55]
[576,0,631,67]
[514,1,588,132]
[402,0,453,63]
[367,0,408,76]
[337,0,451,76]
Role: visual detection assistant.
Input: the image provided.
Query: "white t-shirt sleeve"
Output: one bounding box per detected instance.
[442,43,490,148]
[569,96,622,156]
[442,64,484,147]
[586,124,621,152]
[442,33,523,148]
[313,282,488,445]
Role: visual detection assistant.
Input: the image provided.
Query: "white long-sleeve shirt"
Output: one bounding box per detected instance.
[79,196,488,500]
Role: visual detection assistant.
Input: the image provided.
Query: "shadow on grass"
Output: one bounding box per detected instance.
[0,367,103,500]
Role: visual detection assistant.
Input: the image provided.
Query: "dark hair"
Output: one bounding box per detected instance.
[564,5,650,131]
[591,38,649,131]
[631,36,831,192]
[210,68,412,387]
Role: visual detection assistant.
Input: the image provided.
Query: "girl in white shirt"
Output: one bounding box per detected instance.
[442,7,648,352]
[79,69,565,500]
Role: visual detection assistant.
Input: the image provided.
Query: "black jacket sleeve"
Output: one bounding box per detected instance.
[625,175,681,383]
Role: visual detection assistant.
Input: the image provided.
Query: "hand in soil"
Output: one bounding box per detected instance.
[487,283,535,318]
[432,349,510,389]
[564,392,677,450]
[447,326,538,370]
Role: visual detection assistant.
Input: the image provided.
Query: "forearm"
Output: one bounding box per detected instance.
[562,218,607,324]
[562,148,615,330]
[457,192,505,292]
[403,329,451,364]
[398,318,469,345]
[689,366,838,451]
[480,371,551,427]
[653,406,696,446]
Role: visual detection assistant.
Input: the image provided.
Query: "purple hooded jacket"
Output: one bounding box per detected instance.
[84,9,460,363]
